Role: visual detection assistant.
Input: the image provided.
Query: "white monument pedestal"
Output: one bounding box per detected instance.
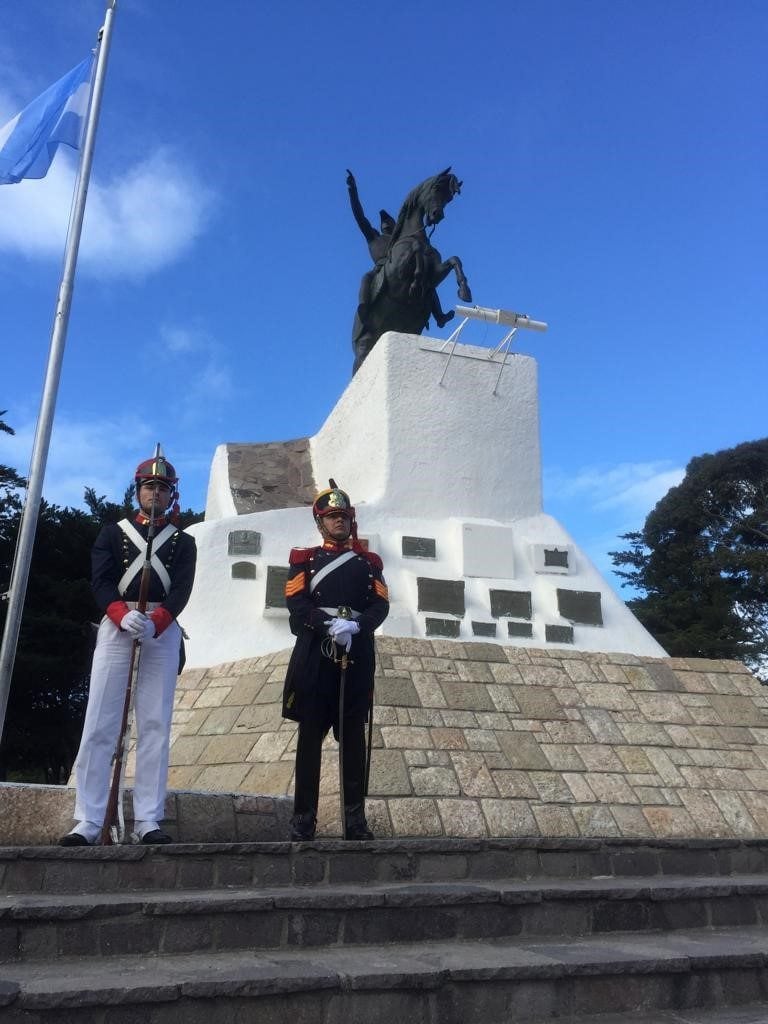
[182,332,665,668]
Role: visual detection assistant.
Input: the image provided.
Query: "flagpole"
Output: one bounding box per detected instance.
[0,1,118,742]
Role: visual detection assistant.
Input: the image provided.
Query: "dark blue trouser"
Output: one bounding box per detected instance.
[293,654,370,816]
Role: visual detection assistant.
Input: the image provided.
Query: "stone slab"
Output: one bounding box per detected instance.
[12,644,766,847]
[226,439,315,514]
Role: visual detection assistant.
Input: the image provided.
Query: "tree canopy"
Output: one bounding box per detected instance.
[611,439,768,679]
[0,411,25,521]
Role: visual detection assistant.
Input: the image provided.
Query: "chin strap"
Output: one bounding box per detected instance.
[317,521,353,546]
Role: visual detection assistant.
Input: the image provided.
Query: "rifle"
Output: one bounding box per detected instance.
[99,442,163,845]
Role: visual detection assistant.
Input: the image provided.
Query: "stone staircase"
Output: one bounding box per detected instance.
[2,838,768,1023]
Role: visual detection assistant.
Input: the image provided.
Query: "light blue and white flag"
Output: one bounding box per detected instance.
[0,54,94,185]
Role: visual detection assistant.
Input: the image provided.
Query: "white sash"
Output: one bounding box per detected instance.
[117,520,175,597]
[309,549,357,593]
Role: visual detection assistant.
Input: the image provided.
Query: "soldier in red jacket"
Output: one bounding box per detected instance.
[283,483,389,841]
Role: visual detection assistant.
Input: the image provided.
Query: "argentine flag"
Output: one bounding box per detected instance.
[0,54,94,185]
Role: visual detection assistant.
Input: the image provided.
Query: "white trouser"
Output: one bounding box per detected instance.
[73,616,181,826]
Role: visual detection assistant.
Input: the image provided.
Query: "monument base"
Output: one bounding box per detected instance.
[6,640,766,845]
[156,638,768,842]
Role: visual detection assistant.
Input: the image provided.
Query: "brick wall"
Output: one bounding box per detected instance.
[151,638,768,840]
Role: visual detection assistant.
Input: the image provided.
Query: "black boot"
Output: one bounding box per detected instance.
[344,804,374,841]
[290,811,317,841]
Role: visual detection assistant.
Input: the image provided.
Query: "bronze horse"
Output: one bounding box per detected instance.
[351,168,472,374]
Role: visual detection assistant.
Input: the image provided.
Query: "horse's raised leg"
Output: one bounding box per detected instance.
[451,256,472,303]
[436,257,472,303]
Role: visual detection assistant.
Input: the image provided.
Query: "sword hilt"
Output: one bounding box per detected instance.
[334,607,354,666]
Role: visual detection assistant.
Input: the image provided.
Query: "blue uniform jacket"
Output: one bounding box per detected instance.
[282,542,389,722]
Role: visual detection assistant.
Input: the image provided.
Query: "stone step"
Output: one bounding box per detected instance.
[1,926,767,1023]
[4,837,768,895]
[565,1009,768,1024]
[2,874,768,962]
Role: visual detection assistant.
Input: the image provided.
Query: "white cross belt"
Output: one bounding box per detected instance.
[117,520,175,597]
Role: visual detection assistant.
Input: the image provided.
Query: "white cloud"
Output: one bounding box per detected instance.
[0,414,154,508]
[157,323,234,418]
[0,409,214,513]
[545,459,687,594]
[0,141,214,276]
[547,461,685,519]
[191,360,233,404]
[161,327,201,354]
[597,467,685,514]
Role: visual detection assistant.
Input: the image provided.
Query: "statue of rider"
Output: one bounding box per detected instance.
[346,170,454,329]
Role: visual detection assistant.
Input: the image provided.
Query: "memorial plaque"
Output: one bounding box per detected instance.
[265,565,290,608]
[544,548,569,569]
[489,589,532,619]
[545,624,574,644]
[425,617,461,638]
[231,561,256,580]
[228,530,262,556]
[557,589,603,626]
[462,523,515,578]
[532,543,572,575]
[402,536,436,559]
[507,621,533,638]
[472,621,497,638]
[417,578,465,617]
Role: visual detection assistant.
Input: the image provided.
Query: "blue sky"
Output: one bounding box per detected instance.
[0,0,765,586]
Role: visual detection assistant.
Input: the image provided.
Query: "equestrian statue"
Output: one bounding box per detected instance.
[348,168,472,374]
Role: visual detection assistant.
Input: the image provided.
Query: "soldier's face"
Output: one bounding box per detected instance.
[319,512,351,542]
[138,482,173,516]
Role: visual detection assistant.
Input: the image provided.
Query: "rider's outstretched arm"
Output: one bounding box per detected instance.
[346,169,377,243]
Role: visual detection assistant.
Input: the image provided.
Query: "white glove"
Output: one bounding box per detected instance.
[328,617,360,651]
[328,617,360,637]
[120,610,155,641]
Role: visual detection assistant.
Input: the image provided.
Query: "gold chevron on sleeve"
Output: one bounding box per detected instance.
[374,580,389,600]
[284,571,306,596]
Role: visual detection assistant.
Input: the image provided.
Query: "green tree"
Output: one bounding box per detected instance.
[1,501,97,781]
[84,484,203,531]
[83,484,134,523]
[611,439,768,679]
[0,410,25,520]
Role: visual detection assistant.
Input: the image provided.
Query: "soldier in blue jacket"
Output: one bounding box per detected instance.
[283,483,389,840]
[61,452,196,846]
